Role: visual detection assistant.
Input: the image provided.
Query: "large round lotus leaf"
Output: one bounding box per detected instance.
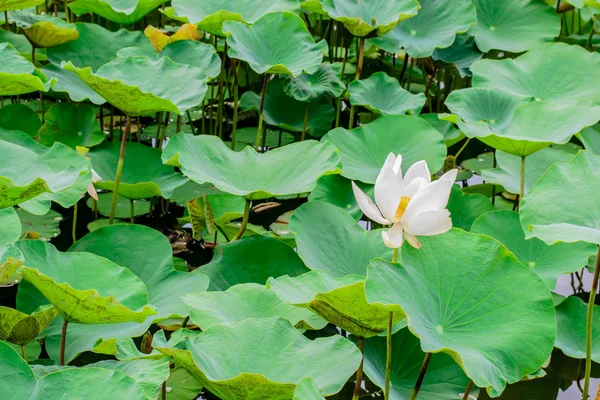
[0,129,91,215]
[280,63,345,102]
[308,175,373,220]
[371,0,476,58]
[319,0,420,37]
[0,341,36,399]
[64,57,208,116]
[469,0,560,53]
[322,115,446,184]
[89,141,187,200]
[39,102,104,148]
[268,270,404,338]
[42,63,106,105]
[47,23,155,72]
[240,78,335,137]
[164,0,301,36]
[348,72,426,116]
[86,193,150,219]
[9,11,79,48]
[163,134,341,200]
[432,34,483,78]
[69,0,168,25]
[356,328,471,399]
[155,317,362,399]
[364,229,556,396]
[444,88,600,157]
[0,132,86,211]
[555,296,600,363]
[482,147,575,195]
[16,240,157,324]
[18,224,208,363]
[446,184,493,231]
[0,305,57,345]
[290,201,391,276]
[224,12,327,77]
[472,211,596,290]
[0,43,52,95]
[200,235,309,291]
[183,283,327,330]
[420,113,464,146]
[0,103,41,137]
[521,150,600,245]
[0,0,43,11]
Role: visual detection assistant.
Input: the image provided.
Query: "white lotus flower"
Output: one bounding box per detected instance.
[352,153,457,249]
[86,169,102,200]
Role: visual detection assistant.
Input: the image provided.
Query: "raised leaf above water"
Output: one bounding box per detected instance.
[0,305,57,345]
[280,63,345,102]
[69,0,168,25]
[9,11,79,48]
[0,42,52,95]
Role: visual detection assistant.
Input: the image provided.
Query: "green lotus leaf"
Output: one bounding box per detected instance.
[9,11,79,48]
[16,208,62,240]
[17,240,157,324]
[42,63,106,105]
[0,340,36,398]
[0,0,43,11]
[280,63,346,102]
[163,134,341,200]
[461,151,493,175]
[69,0,168,25]
[319,0,420,37]
[64,56,208,116]
[0,130,87,211]
[472,210,597,290]
[155,317,362,399]
[365,229,556,396]
[240,79,335,138]
[89,141,188,200]
[579,124,600,155]
[86,193,151,219]
[308,175,373,220]
[0,207,20,245]
[371,0,476,58]
[165,365,203,400]
[0,103,41,137]
[447,184,493,231]
[268,270,404,338]
[223,12,327,77]
[0,129,91,215]
[200,235,309,291]
[293,378,325,400]
[0,208,24,285]
[469,0,561,53]
[18,224,208,363]
[8,340,41,362]
[0,43,52,95]
[432,34,482,78]
[482,147,575,195]
[0,305,57,345]
[348,72,426,116]
[164,0,301,36]
[356,328,471,399]
[268,210,296,246]
[235,127,295,147]
[521,150,600,245]
[183,283,328,331]
[47,23,155,72]
[420,113,464,146]
[39,102,104,148]
[555,296,600,363]
[322,115,446,183]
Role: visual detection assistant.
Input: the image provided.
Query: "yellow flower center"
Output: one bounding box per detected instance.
[394,196,411,221]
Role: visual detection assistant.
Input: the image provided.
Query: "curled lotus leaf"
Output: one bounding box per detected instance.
[0,305,57,345]
[223,12,328,77]
[144,23,200,52]
[163,0,301,36]
[9,11,79,48]
[280,63,346,102]
[69,0,168,25]
[64,56,208,116]
[0,0,43,11]
[155,318,363,400]
[0,42,53,96]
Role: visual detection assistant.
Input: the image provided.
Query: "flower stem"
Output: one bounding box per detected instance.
[21,344,28,362]
[384,247,399,400]
[518,156,526,211]
[301,103,309,141]
[409,352,431,400]
[60,319,68,366]
[232,199,251,241]
[462,380,474,400]
[455,138,471,159]
[130,199,135,224]
[254,74,269,150]
[72,201,78,243]
[108,116,131,225]
[216,43,227,138]
[352,336,364,400]
[583,247,600,398]
[231,59,239,149]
